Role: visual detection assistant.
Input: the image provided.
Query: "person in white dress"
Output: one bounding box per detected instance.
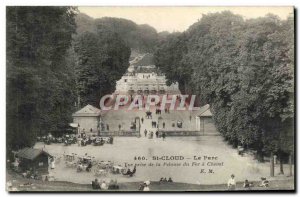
[143,185,150,191]
[143,180,150,191]
[50,158,55,169]
[101,181,108,190]
[227,174,236,190]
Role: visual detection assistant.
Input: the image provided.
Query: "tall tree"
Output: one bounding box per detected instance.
[74,28,131,107]
[153,11,294,165]
[154,32,190,93]
[7,7,77,150]
[75,14,159,53]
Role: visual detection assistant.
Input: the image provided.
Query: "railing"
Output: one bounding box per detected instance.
[161,130,220,136]
[99,130,140,137]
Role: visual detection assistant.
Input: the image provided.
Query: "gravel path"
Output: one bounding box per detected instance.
[34,136,293,185]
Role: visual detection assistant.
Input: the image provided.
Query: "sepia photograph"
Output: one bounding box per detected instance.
[5,6,295,192]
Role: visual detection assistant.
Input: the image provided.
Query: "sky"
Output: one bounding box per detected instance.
[78,6,293,32]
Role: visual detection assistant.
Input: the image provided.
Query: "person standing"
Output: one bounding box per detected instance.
[163,122,165,129]
[50,158,55,169]
[118,124,121,131]
[155,130,159,138]
[227,174,236,190]
[13,158,19,171]
[144,129,147,137]
[77,138,82,146]
[143,181,150,191]
[162,132,166,141]
[141,117,144,124]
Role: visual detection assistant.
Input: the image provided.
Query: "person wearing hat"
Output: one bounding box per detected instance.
[143,181,150,191]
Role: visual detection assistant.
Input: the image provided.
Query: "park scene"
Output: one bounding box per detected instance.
[6,7,294,192]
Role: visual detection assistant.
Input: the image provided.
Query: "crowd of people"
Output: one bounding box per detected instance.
[36,132,114,147]
[151,121,158,128]
[227,174,270,190]
[155,109,162,114]
[122,165,137,177]
[36,134,77,145]
[143,129,166,140]
[77,160,93,172]
[159,177,173,183]
[77,134,113,147]
[145,111,153,119]
[139,180,151,191]
[9,153,275,192]
[92,179,119,190]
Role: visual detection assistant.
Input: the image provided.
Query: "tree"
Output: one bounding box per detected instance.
[154,32,190,93]
[6,7,77,150]
[153,11,294,168]
[75,14,159,53]
[74,28,130,107]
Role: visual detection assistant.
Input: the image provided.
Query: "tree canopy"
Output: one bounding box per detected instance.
[73,28,130,107]
[154,11,294,161]
[75,13,159,53]
[7,7,78,149]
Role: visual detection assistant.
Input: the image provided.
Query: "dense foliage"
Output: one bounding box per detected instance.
[6,8,134,150]
[73,29,130,106]
[154,12,294,164]
[7,7,78,150]
[76,13,159,52]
